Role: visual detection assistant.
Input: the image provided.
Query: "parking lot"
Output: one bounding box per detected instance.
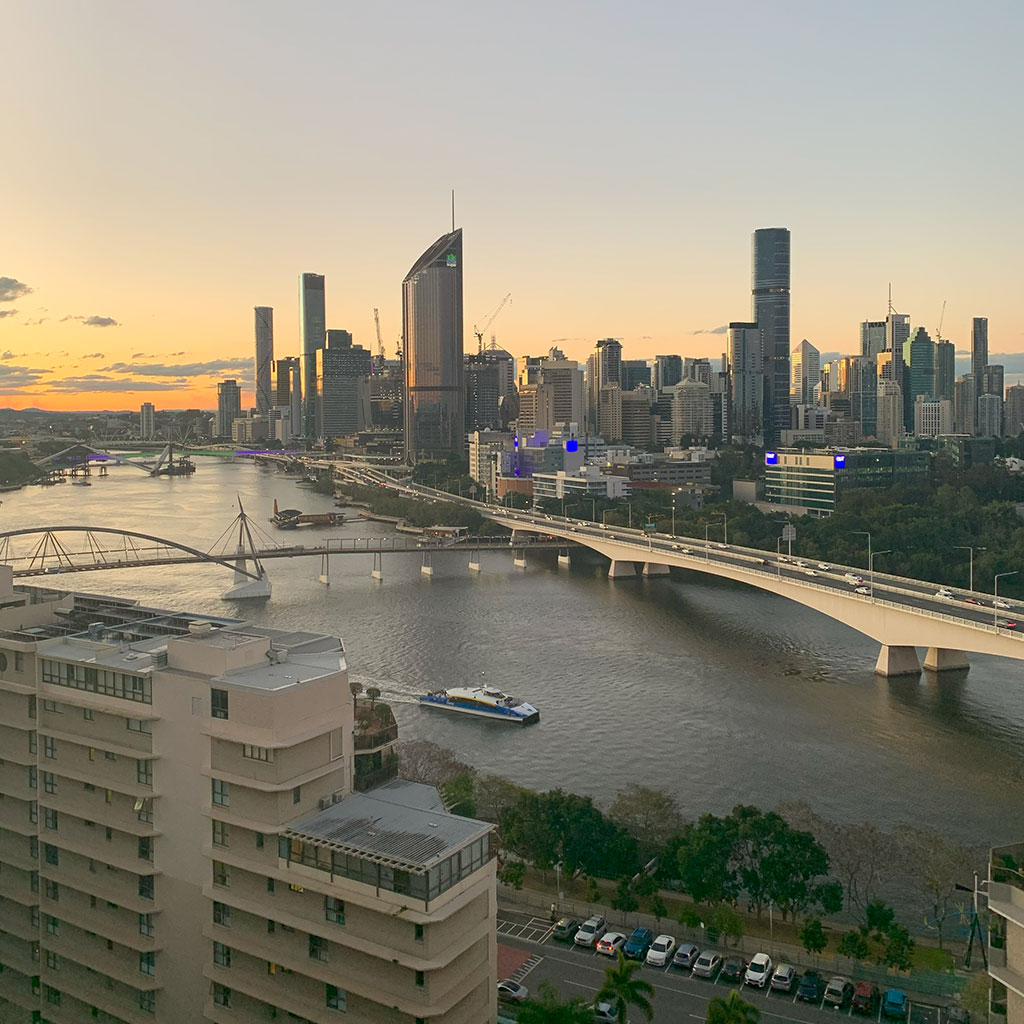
[496,909,955,1024]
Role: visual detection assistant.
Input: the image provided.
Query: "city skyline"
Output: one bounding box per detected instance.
[2,1,1023,411]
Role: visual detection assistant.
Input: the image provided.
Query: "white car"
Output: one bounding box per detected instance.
[574,915,607,947]
[795,560,808,568]
[936,589,955,601]
[995,598,1011,609]
[843,572,861,582]
[646,934,677,967]
[497,979,529,1003]
[596,932,627,956]
[804,569,819,577]
[745,952,773,988]
[855,585,871,595]
[817,563,831,570]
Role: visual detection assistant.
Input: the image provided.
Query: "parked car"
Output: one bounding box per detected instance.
[552,917,580,941]
[646,934,677,967]
[623,927,654,960]
[497,980,529,1003]
[574,916,607,948]
[770,964,797,992]
[593,1002,622,1023]
[744,953,773,988]
[596,932,628,956]
[853,981,881,1015]
[797,969,824,1003]
[721,956,747,983]
[672,943,701,970]
[692,950,722,978]
[882,989,909,1019]
[824,976,855,1009]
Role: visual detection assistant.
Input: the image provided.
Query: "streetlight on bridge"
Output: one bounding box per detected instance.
[852,530,872,576]
[995,572,1018,627]
[954,545,986,594]
[671,489,682,537]
[869,550,891,595]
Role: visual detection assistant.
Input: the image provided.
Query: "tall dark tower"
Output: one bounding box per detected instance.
[253,306,274,417]
[403,229,464,460]
[299,273,326,437]
[971,317,989,381]
[751,228,791,444]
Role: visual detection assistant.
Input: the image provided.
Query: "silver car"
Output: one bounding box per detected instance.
[574,915,607,948]
[692,950,723,978]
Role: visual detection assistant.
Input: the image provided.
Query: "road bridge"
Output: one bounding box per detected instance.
[336,464,1024,678]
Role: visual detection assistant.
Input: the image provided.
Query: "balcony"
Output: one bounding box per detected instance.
[352,722,398,752]
[353,758,398,792]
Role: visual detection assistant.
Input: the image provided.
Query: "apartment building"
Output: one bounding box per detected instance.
[0,575,497,1024]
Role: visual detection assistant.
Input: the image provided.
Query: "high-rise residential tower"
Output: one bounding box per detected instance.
[728,322,763,444]
[300,274,326,436]
[751,227,791,444]
[139,402,155,440]
[790,339,820,406]
[971,317,989,382]
[935,340,956,401]
[215,379,242,437]
[254,306,274,416]
[403,229,464,459]
[902,327,936,431]
[885,312,911,388]
[585,338,622,435]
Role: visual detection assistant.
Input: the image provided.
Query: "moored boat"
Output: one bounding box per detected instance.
[418,686,539,724]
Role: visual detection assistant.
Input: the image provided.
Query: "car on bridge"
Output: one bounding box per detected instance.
[856,585,872,595]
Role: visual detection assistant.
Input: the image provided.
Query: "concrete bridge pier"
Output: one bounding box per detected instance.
[874,645,921,678]
[420,552,433,577]
[468,552,481,572]
[222,546,272,600]
[557,550,571,569]
[923,647,970,673]
[643,562,670,577]
[370,551,383,581]
[513,549,528,569]
[608,560,636,579]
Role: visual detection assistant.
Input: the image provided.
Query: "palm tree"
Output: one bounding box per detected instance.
[706,989,761,1024]
[349,681,363,699]
[595,950,655,1022]
[515,980,593,1024]
[366,685,381,710]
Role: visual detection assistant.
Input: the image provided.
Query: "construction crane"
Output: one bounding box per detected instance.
[473,293,511,354]
[373,308,385,361]
[936,299,947,342]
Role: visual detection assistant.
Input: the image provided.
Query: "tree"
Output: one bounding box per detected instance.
[864,900,895,940]
[799,917,828,957]
[676,814,741,905]
[650,895,667,923]
[498,861,525,890]
[881,924,914,972]
[707,904,744,945]
[612,878,639,914]
[441,771,476,816]
[595,951,655,1023]
[348,680,363,699]
[365,685,381,709]
[837,930,869,962]
[394,740,474,788]
[706,989,761,1024]
[516,980,593,1024]
[608,784,684,857]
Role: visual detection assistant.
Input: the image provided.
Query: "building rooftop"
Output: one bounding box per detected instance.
[286,779,492,872]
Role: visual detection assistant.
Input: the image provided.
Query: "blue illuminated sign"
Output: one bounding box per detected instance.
[513,437,519,448]
[565,439,578,453]
[834,454,846,469]
[765,452,778,466]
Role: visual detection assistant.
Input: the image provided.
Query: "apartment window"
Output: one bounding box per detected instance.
[139,950,155,976]
[44,808,58,830]
[138,837,153,861]
[288,883,304,893]
[127,717,152,733]
[324,896,345,925]
[45,986,61,1006]
[82,707,93,721]
[139,912,154,937]
[266,877,275,893]
[326,984,347,1011]
[83,782,94,791]
[89,894,97,907]
[211,778,230,806]
[43,699,60,713]
[105,826,113,841]
[212,861,230,887]
[211,689,229,720]
[30,870,39,893]
[44,844,59,866]
[45,879,59,901]
[255,832,264,849]
[43,735,56,759]
[212,820,230,848]
[43,771,56,794]
[28,694,36,718]
[308,934,328,962]
[139,989,156,1013]
[46,950,58,970]
[105,788,112,803]
[28,765,37,789]
[30,907,40,928]
[213,901,230,927]
[105,751,117,761]
[267,918,275,933]
[136,797,153,823]
[138,875,154,901]
[212,983,231,1008]
[15,651,24,671]
[242,743,273,762]
[46,915,59,936]
[89,746,96,761]
[415,970,424,987]
[414,923,424,941]
[29,836,38,858]
[28,800,37,824]
[213,941,231,967]
[136,759,153,786]
[28,730,36,754]
[292,785,301,805]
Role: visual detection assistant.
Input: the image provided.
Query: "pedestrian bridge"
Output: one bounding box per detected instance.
[484,508,1024,678]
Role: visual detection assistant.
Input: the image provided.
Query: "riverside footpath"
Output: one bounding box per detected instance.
[497,883,976,1003]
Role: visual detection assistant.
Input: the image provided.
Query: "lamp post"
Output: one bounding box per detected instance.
[590,497,596,521]
[869,550,891,595]
[671,489,681,537]
[704,522,711,560]
[602,508,612,526]
[995,572,1018,627]
[775,537,782,577]
[852,530,871,578]
[954,545,985,594]
[627,502,632,529]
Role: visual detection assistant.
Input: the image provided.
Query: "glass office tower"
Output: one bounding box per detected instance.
[299,273,326,437]
[403,229,464,459]
[752,227,791,444]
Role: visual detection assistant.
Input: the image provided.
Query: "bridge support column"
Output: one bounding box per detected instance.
[513,550,527,569]
[923,647,970,673]
[608,560,636,579]
[371,551,383,581]
[874,645,920,678]
[420,552,433,577]
[469,554,481,572]
[222,545,272,600]
[319,553,330,586]
[643,562,670,577]
[558,550,571,568]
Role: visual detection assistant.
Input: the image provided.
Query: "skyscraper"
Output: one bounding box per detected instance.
[1004,385,1024,437]
[790,339,820,405]
[971,317,989,381]
[653,354,683,390]
[751,227,791,444]
[215,379,242,437]
[885,311,911,388]
[728,322,763,444]
[934,340,956,401]
[538,354,584,427]
[901,327,936,431]
[139,401,155,440]
[860,320,887,359]
[300,274,326,436]
[403,229,464,459]
[585,338,622,435]
[621,359,651,391]
[254,306,274,416]
[318,330,372,438]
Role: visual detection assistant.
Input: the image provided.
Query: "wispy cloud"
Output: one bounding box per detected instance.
[45,375,187,393]
[82,352,105,359]
[692,325,728,335]
[101,358,252,377]
[0,364,50,392]
[23,318,48,326]
[60,314,120,328]
[0,278,32,303]
[0,309,17,319]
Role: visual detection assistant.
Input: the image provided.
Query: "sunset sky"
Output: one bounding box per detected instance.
[3,0,1023,411]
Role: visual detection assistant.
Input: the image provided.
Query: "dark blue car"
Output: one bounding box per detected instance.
[623,927,654,960]
[883,989,908,1019]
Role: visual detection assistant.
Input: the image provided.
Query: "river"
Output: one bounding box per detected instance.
[5,457,1023,846]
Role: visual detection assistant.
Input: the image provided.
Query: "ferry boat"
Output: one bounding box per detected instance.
[419,686,540,725]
